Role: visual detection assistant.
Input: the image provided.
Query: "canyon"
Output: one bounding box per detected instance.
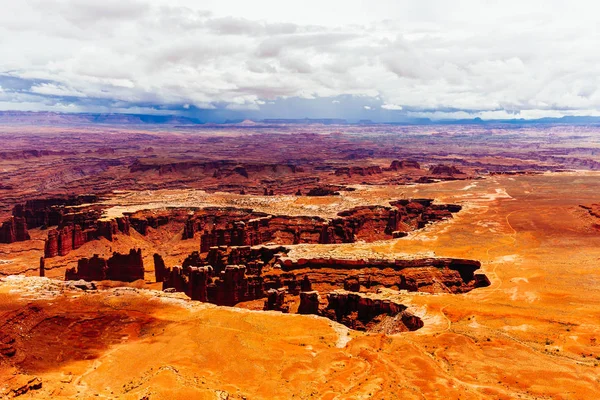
[2,121,600,399]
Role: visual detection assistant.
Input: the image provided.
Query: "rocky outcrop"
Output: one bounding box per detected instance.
[162,263,267,306]
[65,249,144,282]
[296,289,423,332]
[264,288,288,312]
[322,291,423,332]
[153,253,167,283]
[300,275,312,292]
[106,249,144,282]
[128,214,172,235]
[123,199,459,254]
[44,217,131,258]
[298,291,320,314]
[44,230,59,257]
[39,257,45,277]
[0,217,30,243]
[389,160,420,170]
[193,199,460,251]
[97,217,130,241]
[187,266,211,301]
[66,255,108,282]
[429,164,464,176]
[397,267,492,293]
[12,195,99,229]
[209,265,248,306]
[278,256,489,294]
[334,166,382,176]
[182,217,196,239]
[203,245,287,273]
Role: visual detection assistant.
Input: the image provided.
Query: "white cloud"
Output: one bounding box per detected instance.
[382,103,403,110]
[363,105,371,110]
[1,0,600,118]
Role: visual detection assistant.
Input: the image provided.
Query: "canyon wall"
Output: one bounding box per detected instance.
[186,199,462,251]
[0,217,30,244]
[277,256,490,294]
[44,217,130,258]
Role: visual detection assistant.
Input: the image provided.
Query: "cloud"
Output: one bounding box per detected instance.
[1,0,600,119]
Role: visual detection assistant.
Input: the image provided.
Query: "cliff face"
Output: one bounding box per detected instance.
[161,264,268,306]
[0,217,30,243]
[389,160,420,170]
[183,199,462,251]
[278,257,489,294]
[1,195,134,257]
[297,290,424,332]
[120,198,461,254]
[44,217,130,258]
[429,164,464,176]
[334,166,382,176]
[12,195,99,229]
[65,249,144,282]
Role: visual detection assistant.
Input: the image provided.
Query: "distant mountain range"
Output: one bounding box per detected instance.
[0,111,204,125]
[1,110,600,126]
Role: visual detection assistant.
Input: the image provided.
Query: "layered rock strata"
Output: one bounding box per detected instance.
[278,257,490,294]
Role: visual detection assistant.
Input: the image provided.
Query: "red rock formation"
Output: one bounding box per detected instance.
[210,265,248,306]
[204,245,287,275]
[298,291,320,315]
[300,275,312,292]
[187,266,211,301]
[182,218,196,239]
[12,195,99,229]
[44,217,131,258]
[39,257,45,277]
[193,199,460,251]
[153,253,167,283]
[163,266,188,293]
[57,226,73,256]
[264,288,288,312]
[66,255,108,281]
[162,261,266,306]
[130,159,300,179]
[72,224,86,249]
[322,291,423,332]
[129,214,176,235]
[334,166,382,176]
[44,230,59,258]
[106,249,144,282]
[278,256,489,294]
[66,249,144,282]
[0,217,30,243]
[389,160,421,170]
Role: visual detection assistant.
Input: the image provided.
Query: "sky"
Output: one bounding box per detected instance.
[1,0,600,122]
